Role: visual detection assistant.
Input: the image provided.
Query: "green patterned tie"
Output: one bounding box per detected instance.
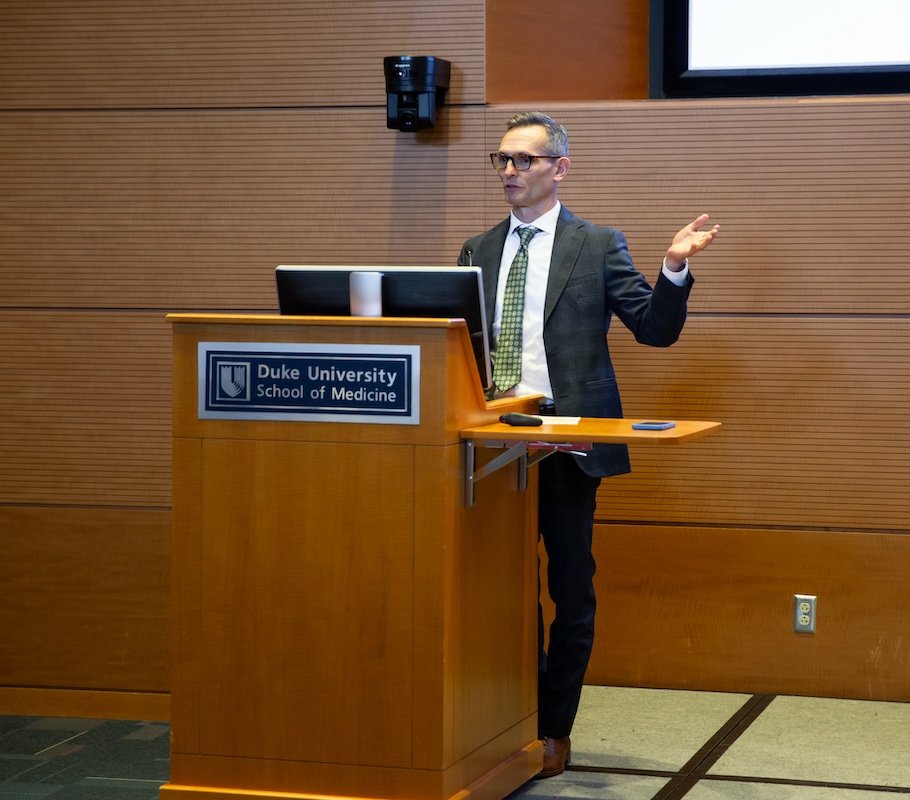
[493,226,540,392]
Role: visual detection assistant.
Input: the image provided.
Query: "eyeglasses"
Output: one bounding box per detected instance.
[490,152,560,171]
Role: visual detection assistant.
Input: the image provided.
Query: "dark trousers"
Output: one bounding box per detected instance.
[537,452,602,738]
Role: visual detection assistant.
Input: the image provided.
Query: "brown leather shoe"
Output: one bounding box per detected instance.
[535,735,571,778]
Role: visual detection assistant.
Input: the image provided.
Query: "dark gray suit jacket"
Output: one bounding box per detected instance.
[458,205,693,478]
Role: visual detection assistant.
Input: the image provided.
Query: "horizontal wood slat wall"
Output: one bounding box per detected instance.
[0,312,172,506]
[0,108,487,310]
[0,0,485,109]
[604,317,910,530]
[2,0,909,714]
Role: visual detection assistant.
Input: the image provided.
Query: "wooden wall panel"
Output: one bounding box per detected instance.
[0,312,171,506]
[0,0,485,109]
[602,316,910,530]
[0,507,170,694]
[0,108,488,311]
[486,0,650,102]
[586,525,910,702]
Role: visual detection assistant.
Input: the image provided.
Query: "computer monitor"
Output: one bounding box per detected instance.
[275,265,492,391]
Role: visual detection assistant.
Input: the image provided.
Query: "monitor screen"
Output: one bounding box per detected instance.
[275,265,491,391]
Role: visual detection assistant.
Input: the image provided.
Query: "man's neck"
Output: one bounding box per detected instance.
[511,201,561,227]
[511,198,558,224]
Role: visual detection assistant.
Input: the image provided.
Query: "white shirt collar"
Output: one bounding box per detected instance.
[509,201,561,237]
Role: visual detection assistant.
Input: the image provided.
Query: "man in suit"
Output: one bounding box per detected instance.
[458,112,718,778]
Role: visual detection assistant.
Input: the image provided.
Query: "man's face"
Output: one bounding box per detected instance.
[495,124,568,221]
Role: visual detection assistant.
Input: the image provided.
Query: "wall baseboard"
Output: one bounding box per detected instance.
[0,687,169,721]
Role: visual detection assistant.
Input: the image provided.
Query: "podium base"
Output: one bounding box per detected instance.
[159,740,543,800]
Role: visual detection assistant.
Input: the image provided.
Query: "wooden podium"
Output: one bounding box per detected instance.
[162,314,545,800]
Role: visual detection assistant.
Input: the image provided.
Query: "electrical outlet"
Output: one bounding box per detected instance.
[793,594,817,633]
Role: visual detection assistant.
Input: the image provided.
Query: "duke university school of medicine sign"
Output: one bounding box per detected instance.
[198,342,420,424]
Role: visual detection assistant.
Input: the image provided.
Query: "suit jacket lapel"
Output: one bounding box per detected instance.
[545,207,586,324]
[476,219,510,326]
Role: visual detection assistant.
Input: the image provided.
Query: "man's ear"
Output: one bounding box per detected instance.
[554,156,571,182]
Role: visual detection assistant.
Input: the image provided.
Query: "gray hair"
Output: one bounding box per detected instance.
[506,112,569,157]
